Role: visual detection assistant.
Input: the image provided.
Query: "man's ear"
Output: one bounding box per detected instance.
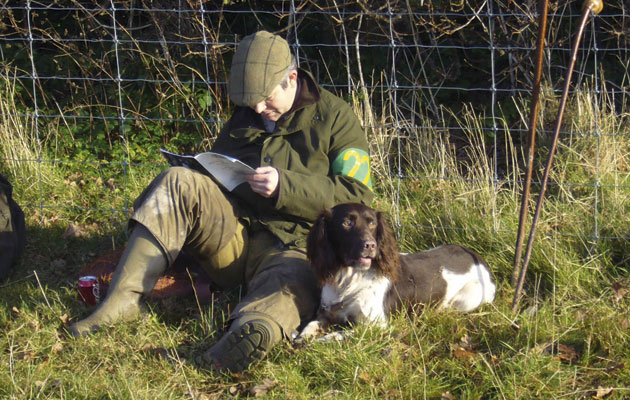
[288,69,299,88]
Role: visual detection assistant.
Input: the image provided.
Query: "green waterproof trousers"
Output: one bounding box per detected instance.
[130,166,319,337]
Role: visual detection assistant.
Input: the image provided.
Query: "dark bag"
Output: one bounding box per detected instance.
[0,174,26,281]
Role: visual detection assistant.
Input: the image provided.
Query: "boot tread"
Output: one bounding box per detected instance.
[196,319,274,373]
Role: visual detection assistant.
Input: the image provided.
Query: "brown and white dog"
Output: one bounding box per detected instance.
[297,203,496,340]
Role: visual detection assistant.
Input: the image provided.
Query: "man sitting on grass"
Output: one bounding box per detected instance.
[69,30,374,373]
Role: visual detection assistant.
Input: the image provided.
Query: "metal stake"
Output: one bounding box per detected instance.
[512,0,550,287]
[512,0,604,312]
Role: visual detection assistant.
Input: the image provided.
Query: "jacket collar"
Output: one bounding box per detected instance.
[290,68,321,113]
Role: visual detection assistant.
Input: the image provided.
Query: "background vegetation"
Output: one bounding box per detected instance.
[1,0,630,398]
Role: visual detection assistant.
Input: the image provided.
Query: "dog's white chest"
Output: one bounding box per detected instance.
[321,268,391,325]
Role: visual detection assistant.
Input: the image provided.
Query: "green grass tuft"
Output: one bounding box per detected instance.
[2,72,630,398]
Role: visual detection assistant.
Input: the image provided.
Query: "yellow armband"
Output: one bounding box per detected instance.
[332,148,373,190]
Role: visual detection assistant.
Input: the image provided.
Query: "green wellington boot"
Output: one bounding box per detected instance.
[69,224,167,336]
[195,314,282,373]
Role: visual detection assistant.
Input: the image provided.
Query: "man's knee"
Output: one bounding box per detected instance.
[197,222,249,288]
[160,165,200,181]
[130,166,241,265]
[156,166,217,195]
[235,255,320,336]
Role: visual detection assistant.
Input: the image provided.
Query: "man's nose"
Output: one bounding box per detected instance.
[253,101,266,114]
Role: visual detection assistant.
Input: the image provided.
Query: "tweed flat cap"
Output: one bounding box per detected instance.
[228,31,292,107]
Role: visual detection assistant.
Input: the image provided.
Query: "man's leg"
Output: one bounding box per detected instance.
[70,167,246,336]
[69,224,166,336]
[195,231,319,373]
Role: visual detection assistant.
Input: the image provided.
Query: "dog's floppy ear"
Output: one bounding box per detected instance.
[307,209,337,285]
[374,211,400,281]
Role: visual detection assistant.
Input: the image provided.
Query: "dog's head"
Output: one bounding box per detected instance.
[307,203,400,284]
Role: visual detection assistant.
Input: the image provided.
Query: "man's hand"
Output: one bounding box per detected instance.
[245,166,279,198]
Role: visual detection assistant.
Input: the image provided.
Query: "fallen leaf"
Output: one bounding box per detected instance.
[36,360,49,372]
[454,347,477,361]
[188,390,213,400]
[450,335,478,361]
[357,370,374,383]
[228,384,245,396]
[534,342,579,364]
[63,224,87,239]
[51,342,64,355]
[106,178,117,190]
[612,281,627,302]
[594,386,614,398]
[140,344,169,359]
[459,334,474,350]
[250,378,277,397]
[17,351,35,361]
[29,320,41,331]
[555,343,579,363]
[59,314,70,325]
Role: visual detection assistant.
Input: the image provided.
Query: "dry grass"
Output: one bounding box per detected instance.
[2,65,630,399]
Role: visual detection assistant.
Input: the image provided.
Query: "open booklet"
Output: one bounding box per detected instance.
[160,148,254,191]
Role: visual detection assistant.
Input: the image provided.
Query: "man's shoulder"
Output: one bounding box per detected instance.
[297,69,350,112]
[316,87,353,114]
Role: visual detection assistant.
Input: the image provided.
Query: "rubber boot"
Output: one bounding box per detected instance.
[69,224,167,336]
[195,314,282,373]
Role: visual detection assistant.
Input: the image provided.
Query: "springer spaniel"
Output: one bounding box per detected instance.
[298,203,496,340]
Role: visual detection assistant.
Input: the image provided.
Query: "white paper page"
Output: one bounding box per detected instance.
[195,153,254,191]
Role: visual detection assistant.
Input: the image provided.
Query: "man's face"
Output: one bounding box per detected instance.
[251,70,298,122]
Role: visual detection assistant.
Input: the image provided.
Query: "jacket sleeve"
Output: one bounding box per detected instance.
[274,100,374,221]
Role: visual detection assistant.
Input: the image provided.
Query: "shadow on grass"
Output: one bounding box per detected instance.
[0,221,240,340]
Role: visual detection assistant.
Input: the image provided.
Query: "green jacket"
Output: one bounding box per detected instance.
[212,69,374,247]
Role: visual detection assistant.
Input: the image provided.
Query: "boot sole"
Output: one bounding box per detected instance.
[196,319,273,373]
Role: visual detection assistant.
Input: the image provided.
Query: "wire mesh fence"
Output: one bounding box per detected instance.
[0,0,629,248]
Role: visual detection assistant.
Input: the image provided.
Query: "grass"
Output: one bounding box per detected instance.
[2,76,630,399]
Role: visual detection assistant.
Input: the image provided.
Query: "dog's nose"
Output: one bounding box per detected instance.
[363,240,376,251]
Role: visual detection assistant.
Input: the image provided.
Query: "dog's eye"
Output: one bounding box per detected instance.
[342,218,354,229]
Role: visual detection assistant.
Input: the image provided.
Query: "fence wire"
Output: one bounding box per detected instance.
[0,0,628,247]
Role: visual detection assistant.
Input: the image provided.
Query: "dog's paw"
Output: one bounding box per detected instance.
[294,320,326,344]
[316,330,353,342]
